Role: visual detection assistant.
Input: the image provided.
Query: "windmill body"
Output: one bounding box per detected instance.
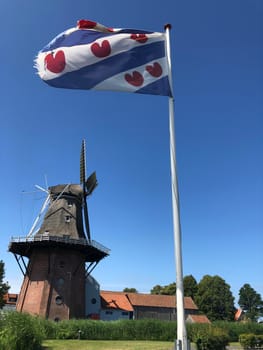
[8,143,109,320]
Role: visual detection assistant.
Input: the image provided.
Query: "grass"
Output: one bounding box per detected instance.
[228,343,242,349]
[41,340,245,350]
[42,339,175,350]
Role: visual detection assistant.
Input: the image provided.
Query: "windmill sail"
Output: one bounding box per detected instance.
[80,139,86,185]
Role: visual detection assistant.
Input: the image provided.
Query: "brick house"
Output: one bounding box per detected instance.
[2,293,18,311]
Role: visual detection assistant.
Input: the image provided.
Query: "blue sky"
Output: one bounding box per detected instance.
[1,0,262,306]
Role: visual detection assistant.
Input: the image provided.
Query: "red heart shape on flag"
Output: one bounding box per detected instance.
[125,71,144,87]
[130,34,148,43]
[146,62,162,77]
[44,51,66,73]
[91,40,111,58]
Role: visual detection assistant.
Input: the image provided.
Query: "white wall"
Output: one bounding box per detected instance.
[85,275,100,317]
[100,309,131,321]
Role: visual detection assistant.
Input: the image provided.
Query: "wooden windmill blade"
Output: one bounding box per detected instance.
[80,139,91,242]
[80,139,86,186]
[86,171,98,195]
[80,140,98,195]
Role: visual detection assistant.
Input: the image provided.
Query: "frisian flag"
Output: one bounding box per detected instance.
[35,20,172,97]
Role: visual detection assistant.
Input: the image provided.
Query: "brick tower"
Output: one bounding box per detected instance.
[9,141,109,320]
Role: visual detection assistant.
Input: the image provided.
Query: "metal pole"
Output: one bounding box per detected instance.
[164,24,188,350]
[176,339,182,350]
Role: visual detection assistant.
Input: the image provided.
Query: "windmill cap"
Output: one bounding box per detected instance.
[49,184,83,199]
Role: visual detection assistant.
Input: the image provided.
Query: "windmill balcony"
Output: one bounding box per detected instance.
[9,234,110,262]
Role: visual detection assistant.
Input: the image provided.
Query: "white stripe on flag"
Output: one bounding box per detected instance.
[93,57,169,93]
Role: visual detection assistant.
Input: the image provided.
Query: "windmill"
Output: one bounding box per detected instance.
[8,140,110,320]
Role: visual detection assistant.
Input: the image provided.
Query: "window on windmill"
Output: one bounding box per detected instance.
[65,215,71,223]
[55,295,63,305]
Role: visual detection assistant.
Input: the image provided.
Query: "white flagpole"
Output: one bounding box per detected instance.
[164,24,188,350]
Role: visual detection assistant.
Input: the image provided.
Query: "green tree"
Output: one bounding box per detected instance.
[238,283,263,322]
[150,284,164,294]
[151,276,198,298]
[150,282,176,295]
[162,282,176,295]
[183,275,198,300]
[123,287,138,293]
[0,260,10,309]
[195,275,235,321]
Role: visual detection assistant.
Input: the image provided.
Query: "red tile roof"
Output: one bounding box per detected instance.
[187,314,211,324]
[127,293,198,310]
[234,308,243,321]
[100,291,134,312]
[101,291,198,311]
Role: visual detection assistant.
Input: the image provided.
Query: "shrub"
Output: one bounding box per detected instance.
[0,311,44,350]
[214,321,263,342]
[239,333,263,349]
[190,325,229,350]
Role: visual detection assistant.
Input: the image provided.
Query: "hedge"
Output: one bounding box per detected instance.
[0,312,44,350]
[45,318,177,341]
[46,318,230,349]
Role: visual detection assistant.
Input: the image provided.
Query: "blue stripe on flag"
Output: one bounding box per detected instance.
[44,41,165,89]
[41,30,111,52]
[117,29,153,34]
[136,76,172,96]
